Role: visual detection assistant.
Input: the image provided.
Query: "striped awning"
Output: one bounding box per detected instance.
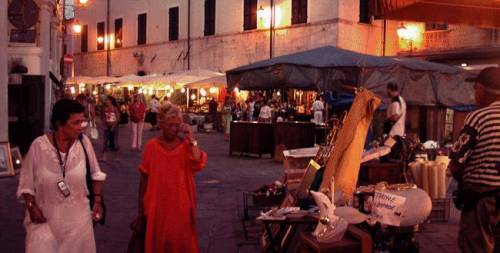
[371,0,500,28]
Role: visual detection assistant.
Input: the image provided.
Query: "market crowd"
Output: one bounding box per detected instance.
[13,67,500,253]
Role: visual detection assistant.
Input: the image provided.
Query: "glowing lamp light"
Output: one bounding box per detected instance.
[200,88,207,97]
[70,87,76,94]
[165,84,172,90]
[209,87,217,94]
[181,87,186,93]
[257,5,266,20]
[277,91,281,96]
[234,87,239,93]
[78,0,89,5]
[97,36,104,44]
[72,21,82,34]
[15,159,21,165]
[166,92,172,98]
[461,63,468,67]
[80,87,85,92]
[139,88,144,94]
[92,90,98,95]
[128,85,133,91]
[105,84,111,90]
[148,88,154,95]
[169,88,174,94]
[190,94,196,100]
[78,82,85,88]
[397,23,419,41]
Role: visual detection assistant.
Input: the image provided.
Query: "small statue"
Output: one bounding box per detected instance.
[310,178,348,243]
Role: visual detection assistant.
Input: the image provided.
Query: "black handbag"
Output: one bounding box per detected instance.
[79,136,106,225]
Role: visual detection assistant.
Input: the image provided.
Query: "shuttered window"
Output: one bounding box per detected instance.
[204,0,216,36]
[137,13,147,45]
[114,18,123,48]
[243,0,257,31]
[169,7,179,41]
[359,0,371,24]
[292,0,307,25]
[81,25,88,52]
[97,21,105,50]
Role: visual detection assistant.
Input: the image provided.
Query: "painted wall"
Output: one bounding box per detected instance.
[1,0,8,142]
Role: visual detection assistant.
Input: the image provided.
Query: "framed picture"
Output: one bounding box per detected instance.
[0,142,14,177]
[11,146,22,174]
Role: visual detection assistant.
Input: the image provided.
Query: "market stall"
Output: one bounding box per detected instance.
[226,46,474,153]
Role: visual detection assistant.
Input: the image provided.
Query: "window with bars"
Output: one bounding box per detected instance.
[292,0,307,25]
[137,13,147,45]
[243,0,257,31]
[204,0,216,36]
[169,7,179,41]
[114,18,123,48]
[359,0,371,24]
[81,25,88,52]
[97,21,105,50]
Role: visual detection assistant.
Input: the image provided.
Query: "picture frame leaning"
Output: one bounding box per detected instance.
[11,146,22,175]
[0,142,14,177]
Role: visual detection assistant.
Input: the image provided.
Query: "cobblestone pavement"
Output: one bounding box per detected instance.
[0,124,460,253]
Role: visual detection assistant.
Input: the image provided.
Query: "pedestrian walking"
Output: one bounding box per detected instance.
[17,99,106,253]
[209,97,220,131]
[101,95,120,161]
[132,103,207,253]
[75,94,96,138]
[129,94,147,152]
[148,95,160,130]
[448,67,500,253]
[222,98,233,141]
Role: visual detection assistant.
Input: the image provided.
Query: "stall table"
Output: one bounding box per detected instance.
[275,122,316,150]
[230,121,274,157]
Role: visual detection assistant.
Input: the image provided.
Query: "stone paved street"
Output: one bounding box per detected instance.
[0,124,460,253]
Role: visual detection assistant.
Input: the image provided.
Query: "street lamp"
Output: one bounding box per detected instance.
[396,23,419,52]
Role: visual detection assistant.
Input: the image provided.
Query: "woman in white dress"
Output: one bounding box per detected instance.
[17,99,106,253]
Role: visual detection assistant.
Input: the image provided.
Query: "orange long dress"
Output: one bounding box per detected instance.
[139,138,207,253]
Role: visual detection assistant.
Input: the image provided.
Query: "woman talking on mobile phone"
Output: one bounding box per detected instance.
[132,103,207,253]
[17,99,106,253]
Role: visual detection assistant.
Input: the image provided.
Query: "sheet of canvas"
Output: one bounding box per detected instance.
[320,89,381,202]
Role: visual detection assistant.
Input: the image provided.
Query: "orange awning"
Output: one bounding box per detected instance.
[372,0,500,28]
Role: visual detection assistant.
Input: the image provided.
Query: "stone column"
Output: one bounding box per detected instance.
[0,0,8,142]
[39,0,55,131]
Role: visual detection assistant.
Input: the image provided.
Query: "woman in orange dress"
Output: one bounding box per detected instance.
[136,103,207,253]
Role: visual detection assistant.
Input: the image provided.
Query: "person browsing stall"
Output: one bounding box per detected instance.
[134,103,207,253]
[312,96,325,124]
[384,82,407,137]
[448,67,500,253]
[17,99,106,253]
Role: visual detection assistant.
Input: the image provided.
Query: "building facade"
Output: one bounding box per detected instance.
[2,0,66,143]
[72,0,398,76]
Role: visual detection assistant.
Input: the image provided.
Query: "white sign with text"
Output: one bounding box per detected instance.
[372,191,407,226]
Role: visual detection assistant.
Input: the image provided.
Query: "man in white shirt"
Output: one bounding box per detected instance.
[384,83,406,137]
[311,96,325,124]
[258,100,272,123]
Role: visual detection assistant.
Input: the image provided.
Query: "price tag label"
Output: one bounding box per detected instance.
[372,190,406,226]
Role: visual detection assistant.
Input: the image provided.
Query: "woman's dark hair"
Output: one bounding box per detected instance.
[107,95,118,107]
[51,99,85,130]
[387,82,399,91]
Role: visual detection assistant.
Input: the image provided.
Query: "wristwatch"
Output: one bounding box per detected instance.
[189,139,198,147]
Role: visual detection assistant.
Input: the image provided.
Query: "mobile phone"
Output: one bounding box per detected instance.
[178,131,186,140]
[57,181,71,197]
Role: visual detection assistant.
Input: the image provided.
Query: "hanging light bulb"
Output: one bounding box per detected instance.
[166,92,172,98]
[234,87,239,93]
[190,94,196,100]
[70,87,76,94]
[181,87,186,93]
[277,91,281,96]
[128,85,133,91]
[105,84,111,90]
[209,87,217,94]
[200,88,207,97]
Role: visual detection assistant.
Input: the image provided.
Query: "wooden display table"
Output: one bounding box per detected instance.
[358,161,405,185]
[230,121,274,157]
[299,225,372,253]
[275,122,316,150]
